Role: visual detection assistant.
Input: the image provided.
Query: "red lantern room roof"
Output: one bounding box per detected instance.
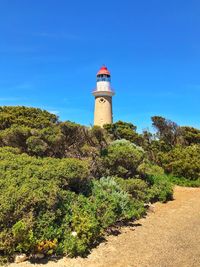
[97,65,111,76]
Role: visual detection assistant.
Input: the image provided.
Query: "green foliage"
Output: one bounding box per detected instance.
[12,220,36,253]
[167,175,200,187]
[151,116,183,148]
[0,149,89,258]
[0,125,31,152]
[0,106,107,158]
[0,148,89,232]
[137,161,164,177]
[91,177,145,228]
[102,140,144,178]
[0,146,21,154]
[104,121,143,145]
[0,106,58,130]
[26,136,48,156]
[181,126,200,145]
[60,175,146,258]
[114,177,149,202]
[159,145,200,180]
[0,149,146,261]
[62,195,100,257]
[113,175,173,204]
[59,121,93,158]
[147,175,173,203]
[90,126,108,149]
[2,106,200,263]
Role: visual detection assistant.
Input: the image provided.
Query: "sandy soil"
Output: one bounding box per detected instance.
[8,186,200,267]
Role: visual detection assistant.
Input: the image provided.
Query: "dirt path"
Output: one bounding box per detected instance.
[8,186,200,267]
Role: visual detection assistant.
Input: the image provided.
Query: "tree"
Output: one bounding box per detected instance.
[151,116,183,149]
[181,126,200,145]
[104,120,143,145]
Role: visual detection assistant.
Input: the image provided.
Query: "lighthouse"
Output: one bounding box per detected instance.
[92,65,115,127]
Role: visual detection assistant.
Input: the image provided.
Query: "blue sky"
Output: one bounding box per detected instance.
[0,0,199,131]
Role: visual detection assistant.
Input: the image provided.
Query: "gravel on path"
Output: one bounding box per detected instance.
[8,186,200,267]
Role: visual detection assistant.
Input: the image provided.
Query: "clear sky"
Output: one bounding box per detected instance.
[0,0,199,131]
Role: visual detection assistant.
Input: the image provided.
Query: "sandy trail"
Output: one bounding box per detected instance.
[8,186,200,267]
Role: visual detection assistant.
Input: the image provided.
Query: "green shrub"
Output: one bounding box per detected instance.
[0,146,21,154]
[0,149,90,259]
[0,106,58,130]
[0,127,179,263]
[137,161,164,177]
[91,177,145,228]
[147,175,173,203]
[167,175,200,187]
[0,106,110,158]
[12,219,36,253]
[159,145,200,180]
[26,136,48,156]
[0,149,148,261]
[62,195,100,257]
[102,140,144,178]
[114,177,149,202]
[0,125,31,152]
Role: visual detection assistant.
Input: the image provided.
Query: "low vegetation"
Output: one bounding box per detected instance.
[0,106,199,264]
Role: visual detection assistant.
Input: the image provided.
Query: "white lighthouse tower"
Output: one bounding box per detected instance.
[92,65,115,127]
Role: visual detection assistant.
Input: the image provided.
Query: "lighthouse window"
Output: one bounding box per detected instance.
[99,98,106,103]
[97,77,111,82]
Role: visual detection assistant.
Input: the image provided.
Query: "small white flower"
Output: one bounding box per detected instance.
[71,231,77,237]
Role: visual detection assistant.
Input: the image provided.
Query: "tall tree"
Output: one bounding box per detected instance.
[151,116,183,148]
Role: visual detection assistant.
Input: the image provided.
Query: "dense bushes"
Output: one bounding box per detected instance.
[159,145,200,180]
[0,106,106,158]
[91,177,145,226]
[0,106,58,130]
[62,177,146,257]
[102,140,144,178]
[0,149,144,261]
[1,106,200,264]
[0,107,199,182]
[146,175,173,203]
[137,161,164,177]
[0,148,173,263]
[114,177,149,202]
[115,176,173,203]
